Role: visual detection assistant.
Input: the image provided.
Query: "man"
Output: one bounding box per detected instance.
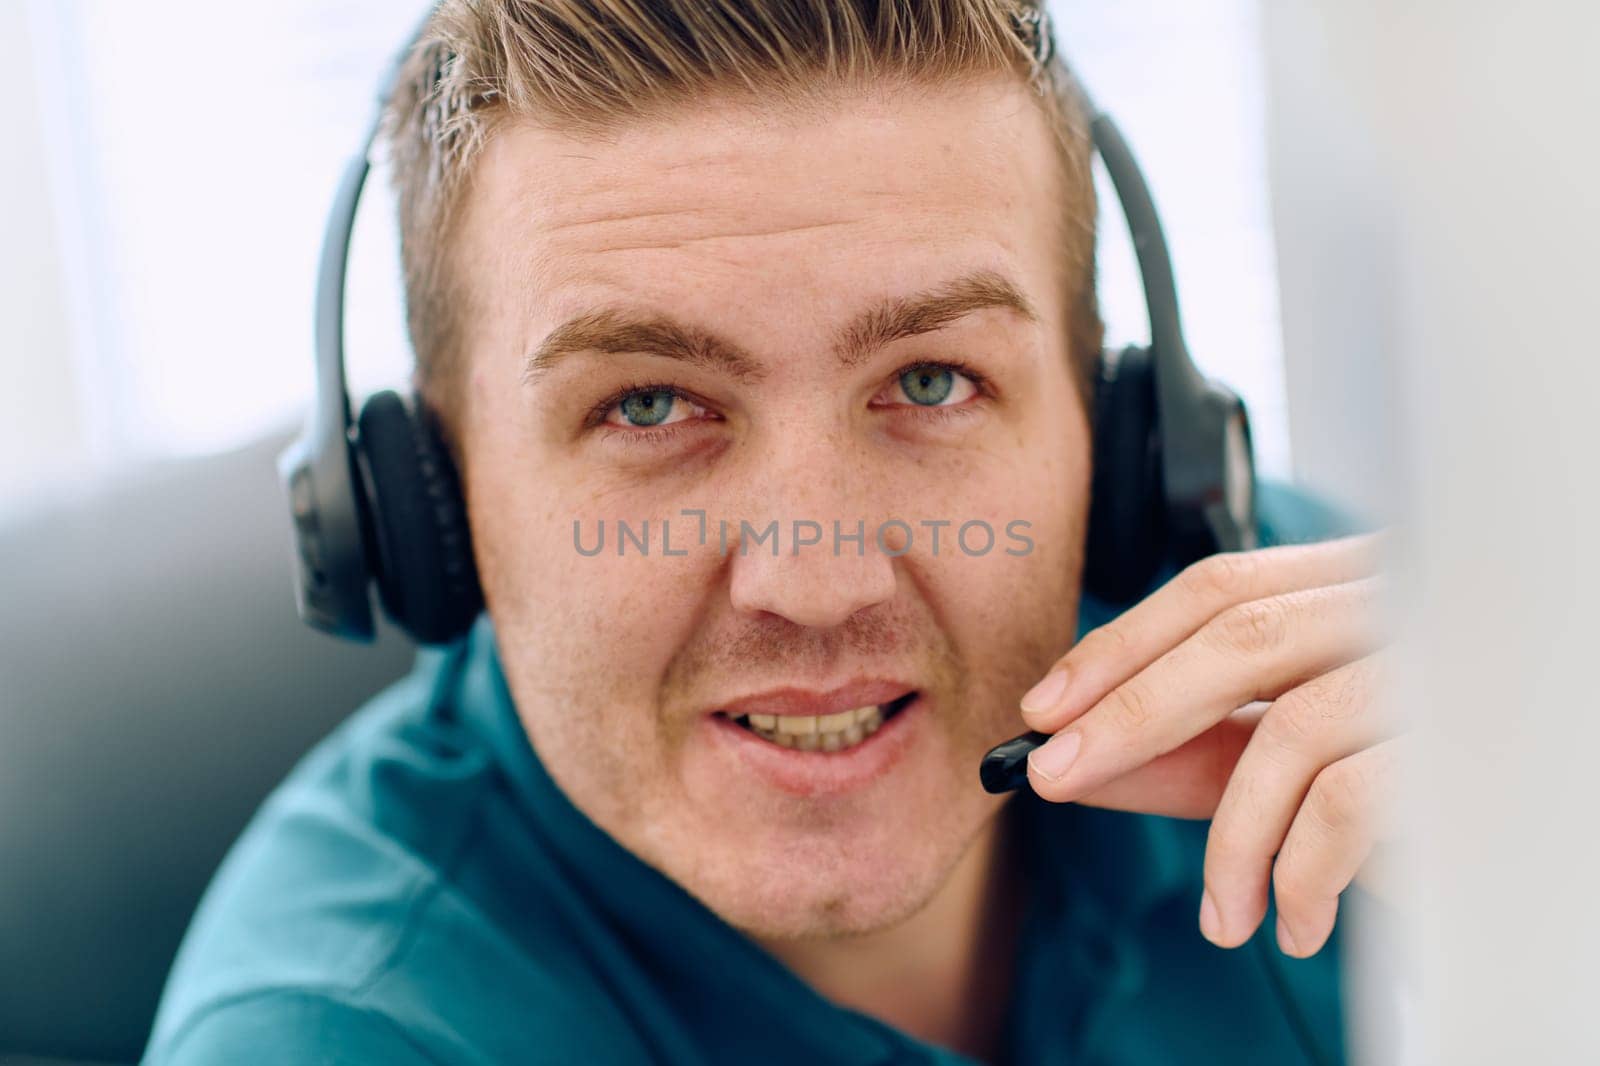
[147,2,1395,1062]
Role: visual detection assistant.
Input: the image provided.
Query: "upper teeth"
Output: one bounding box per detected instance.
[743,705,887,751]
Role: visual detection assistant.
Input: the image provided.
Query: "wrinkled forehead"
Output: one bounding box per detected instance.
[455,78,1077,352]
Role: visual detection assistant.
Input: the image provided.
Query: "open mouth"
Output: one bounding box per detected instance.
[717,691,917,753]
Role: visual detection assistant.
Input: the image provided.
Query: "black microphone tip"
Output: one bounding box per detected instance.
[979,730,1051,794]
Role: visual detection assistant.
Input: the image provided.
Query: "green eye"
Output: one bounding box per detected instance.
[620,390,676,426]
[899,366,955,406]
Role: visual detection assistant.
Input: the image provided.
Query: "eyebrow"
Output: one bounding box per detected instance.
[522,269,1037,382]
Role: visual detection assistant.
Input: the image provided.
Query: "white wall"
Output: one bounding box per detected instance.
[1262,2,1600,1061]
[1262,2,1399,522]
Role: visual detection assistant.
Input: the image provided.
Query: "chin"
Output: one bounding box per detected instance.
[667,781,997,942]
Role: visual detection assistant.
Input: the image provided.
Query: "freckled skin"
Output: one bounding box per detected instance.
[451,79,1092,939]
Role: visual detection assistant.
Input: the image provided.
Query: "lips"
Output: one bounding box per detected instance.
[704,688,926,798]
[721,692,917,751]
[712,681,918,755]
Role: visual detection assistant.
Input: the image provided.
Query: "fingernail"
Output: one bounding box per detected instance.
[1027,731,1081,782]
[1199,890,1224,944]
[1020,667,1069,717]
[1276,914,1299,956]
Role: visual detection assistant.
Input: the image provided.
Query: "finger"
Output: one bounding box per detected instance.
[1020,533,1382,733]
[1072,705,1265,819]
[1198,657,1387,948]
[1027,578,1380,803]
[1271,740,1401,957]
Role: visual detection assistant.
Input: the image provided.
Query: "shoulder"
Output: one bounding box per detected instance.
[148,652,653,1064]
[148,978,651,1066]
[1255,478,1370,545]
[145,988,440,1065]
[146,659,476,1053]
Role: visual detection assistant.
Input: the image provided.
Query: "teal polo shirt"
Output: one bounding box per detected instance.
[146,482,1355,1065]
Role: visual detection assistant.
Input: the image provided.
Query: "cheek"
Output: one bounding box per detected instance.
[460,364,684,683]
[458,395,722,823]
[914,407,1091,715]
[472,508,711,836]
[914,529,1080,744]
[468,471,708,711]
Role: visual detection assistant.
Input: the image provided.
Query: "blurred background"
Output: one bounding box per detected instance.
[3,0,1596,1063]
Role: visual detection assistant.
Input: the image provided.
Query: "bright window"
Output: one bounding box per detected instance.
[24,0,427,467]
[1050,0,1290,477]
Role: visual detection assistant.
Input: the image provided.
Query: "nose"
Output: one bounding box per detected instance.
[725,435,900,629]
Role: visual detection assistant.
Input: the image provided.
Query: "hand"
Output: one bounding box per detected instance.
[1018,534,1400,957]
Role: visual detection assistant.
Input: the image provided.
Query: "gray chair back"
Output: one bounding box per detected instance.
[0,429,415,1064]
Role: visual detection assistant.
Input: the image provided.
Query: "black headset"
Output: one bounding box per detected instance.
[279,4,1258,648]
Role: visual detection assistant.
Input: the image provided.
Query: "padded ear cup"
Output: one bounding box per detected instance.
[354,390,483,645]
[1084,345,1169,603]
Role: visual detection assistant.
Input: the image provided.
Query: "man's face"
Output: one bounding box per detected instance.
[452,77,1091,938]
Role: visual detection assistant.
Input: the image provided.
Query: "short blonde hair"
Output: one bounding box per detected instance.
[382,0,1102,429]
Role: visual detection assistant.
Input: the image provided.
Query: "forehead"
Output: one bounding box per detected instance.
[461,78,1070,347]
